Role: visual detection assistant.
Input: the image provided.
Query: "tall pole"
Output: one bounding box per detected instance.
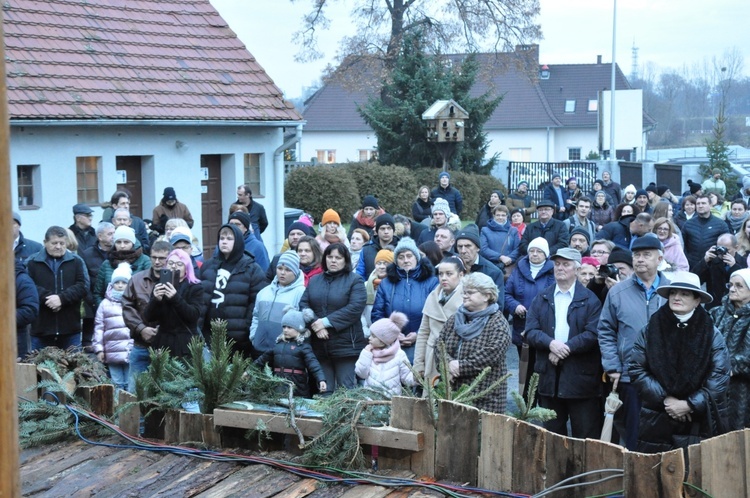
[609,0,617,161]
[0,10,20,497]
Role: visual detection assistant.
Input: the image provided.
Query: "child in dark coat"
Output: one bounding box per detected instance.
[255,308,327,398]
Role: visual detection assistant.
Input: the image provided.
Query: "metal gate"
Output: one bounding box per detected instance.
[507,161,600,206]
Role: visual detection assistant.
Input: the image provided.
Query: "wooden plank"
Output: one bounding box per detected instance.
[380,397,432,473]
[90,384,114,416]
[15,363,38,402]
[117,391,140,436]
[193,464,277,498]
[478,412,517,492]
[685,443,703,497]
[340,486,390,498]
[512,421,546,494]
[623,451,661,497]
[213,408,423,451]
[434,400,479,485]
[660,449,685,498]
[271,478,319,498]
[544,432,585,498]
[179,411,204,443]
[583,439,624,497]
[202,414,222,447]
[164,409,181,444]
[38,366,68,405]
[700,430,746,497]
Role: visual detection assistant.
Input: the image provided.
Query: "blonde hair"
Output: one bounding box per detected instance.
[462,273,498,304]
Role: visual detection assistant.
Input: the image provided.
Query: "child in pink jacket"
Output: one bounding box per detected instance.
[355,311,415,396]
[93,263,134,391]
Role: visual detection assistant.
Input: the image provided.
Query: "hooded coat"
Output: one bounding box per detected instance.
[356,234,401,279]
[595,216,634,250]
[200,224,268,354]
[250,269,306,354]
[255,335,326,398]
[93,284,133,364]
[480,219,520,265]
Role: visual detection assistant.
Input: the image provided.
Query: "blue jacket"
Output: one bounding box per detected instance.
[14,232,43,263]
[595,217,633,250]
[525,281,603,399]
[480,220,520,265]
[15,261,39,333]
[543,184,570,220]
[431,185,463,216]
[504,256,555,345]
[682,214,730,271]
[372,258,438,334]
[250,271,305,354]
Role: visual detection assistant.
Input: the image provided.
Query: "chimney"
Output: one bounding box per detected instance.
[515,44,540,64]
[597,55,602,64]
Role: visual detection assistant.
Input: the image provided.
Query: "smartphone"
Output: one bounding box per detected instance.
[159,269,175,286]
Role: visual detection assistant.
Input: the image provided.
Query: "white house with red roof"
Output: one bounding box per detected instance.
[4,0,302,253]
[301,46,653,174]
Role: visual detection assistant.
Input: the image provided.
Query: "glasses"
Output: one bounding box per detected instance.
[462,289,479,296]
[727,283,746,290]
[591,250,610,256]
[167,260,185,268]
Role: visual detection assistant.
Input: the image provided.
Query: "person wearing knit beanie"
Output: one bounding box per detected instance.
[578,256,600,287]
[623,184,637,204]
[608,247,633,269]
[321,209,341,226]
[362,195,379,209]
[375,249,394,265]
[528,237,550,258]
[111,262,132,284]
[286,221,313,251]
[229,211,252,232]
[355,311,415,396]
[277,251,301,279]
[569,227,591,255]
[455,225,481,249]
[432,198,452,218]
[730,268,750,293]
[394,237,421,264]
[113,226,136,246]
[375,213,395,232]
[688,180,703,195]
[317,209,348,251]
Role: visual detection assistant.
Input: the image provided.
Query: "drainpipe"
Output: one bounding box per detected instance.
[273,124,303,253]
[546,127,550,162]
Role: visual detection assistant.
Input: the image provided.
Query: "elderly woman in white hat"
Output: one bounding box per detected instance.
[709,268,750,430]
[629,271,730,453]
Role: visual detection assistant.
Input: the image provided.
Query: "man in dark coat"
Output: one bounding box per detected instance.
[455,226,505,312]
[69,203,97,253]
[227,211,270,272]
[356,214,400,279]
[431,171,463,217]
[236,184,268,240]
[601,171,622,205]
[26,226,89,350]
[266,221,315,281]
[199,223,268,358]
[151,187,194,234]
[12,211,43,263]
[595,214,637,250]
[506,181,537,223]
[683,194,730,271]
[80,221,115,351]
[15,260,39,360]
[694,233,748,309]
[526,248,604,438]
[105,192,151,254]
[543,173,570,220]
[519,200,570,256]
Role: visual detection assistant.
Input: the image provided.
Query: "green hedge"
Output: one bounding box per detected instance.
[285,163,505,223]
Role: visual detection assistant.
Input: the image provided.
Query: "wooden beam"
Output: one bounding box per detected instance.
[659,449,685,498]
[700,430,747,497]
[434,400,479,486]
[0,11,20,493]
[213,408,423,451]
[584,439,624,497]
[117,391,140,436]
[15,363,38,402]
[512,421,547,494]
[623,450,661,497]
[478,412,517,492]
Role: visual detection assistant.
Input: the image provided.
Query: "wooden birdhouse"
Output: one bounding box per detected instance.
[422,99,469,143]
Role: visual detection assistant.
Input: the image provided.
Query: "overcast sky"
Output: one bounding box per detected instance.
[210,0,749,100]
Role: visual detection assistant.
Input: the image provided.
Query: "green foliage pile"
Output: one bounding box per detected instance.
[284,165,361,222]
[286,164,505,223]
[25,347,110,386]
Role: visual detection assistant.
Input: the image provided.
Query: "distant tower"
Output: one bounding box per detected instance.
[630,40,639,81]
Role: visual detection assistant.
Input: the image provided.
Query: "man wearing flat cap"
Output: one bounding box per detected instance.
[526,248,603,438]
[519,199,570,256]
[543,173,570,221]
[598,235,670,449]
[69,203,97,252]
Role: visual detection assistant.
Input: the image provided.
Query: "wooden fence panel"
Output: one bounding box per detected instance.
[435,400,479,485]
[117,391,140,436]
[660,449,685,498]
[15,363,37,402]
[512,421,546,494]
[380,397,434,475]
[478,413,516,492]
[700,430,747,497]
[685,443,702,497]
[623,451,661,497]
[583,439,623,497]
[544,432,585,498]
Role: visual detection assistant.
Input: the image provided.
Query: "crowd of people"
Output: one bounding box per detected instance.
[13,167,750,453]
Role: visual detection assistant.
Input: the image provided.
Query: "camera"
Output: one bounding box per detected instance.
[713,246,728,257]
[599,264,620,279]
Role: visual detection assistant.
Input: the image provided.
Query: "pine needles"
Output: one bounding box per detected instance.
[507,373,557,423]
[24,347,109,386]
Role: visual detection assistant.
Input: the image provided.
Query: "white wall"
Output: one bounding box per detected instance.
[485,129,551,163]
[9,124,287,252]
[601,89,644,156]
[552,128,599,162]
[300,130,376,163]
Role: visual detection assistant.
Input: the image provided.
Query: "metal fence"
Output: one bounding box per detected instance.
[507,161,600,206]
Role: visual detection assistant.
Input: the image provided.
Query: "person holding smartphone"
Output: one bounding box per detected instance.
[144,249,204,359]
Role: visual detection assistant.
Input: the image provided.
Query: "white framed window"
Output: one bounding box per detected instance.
[76,156,100,204]
[568,148,582,161]
[509,148,532,161]
[316,150,336,164]
[564,100,576,113]
[17,164,40,208]
[588,99,598,112]
[358,149,377,161]
[244,153,263,197]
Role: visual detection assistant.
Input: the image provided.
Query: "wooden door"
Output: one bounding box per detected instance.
[201,155,223,255]
[115,156,143,218]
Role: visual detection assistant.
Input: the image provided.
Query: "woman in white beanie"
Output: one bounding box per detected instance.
[93,225,150,308]
[355,311,415,396]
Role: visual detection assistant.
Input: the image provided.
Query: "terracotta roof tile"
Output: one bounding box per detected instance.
[4,0,301,122]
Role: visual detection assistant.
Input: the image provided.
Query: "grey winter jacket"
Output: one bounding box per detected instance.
[250,271,306,353]
[597,273,669,382]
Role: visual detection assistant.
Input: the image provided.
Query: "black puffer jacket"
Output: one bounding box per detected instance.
[519,218,569,256]
[199,224,268,353]
[412,198,433,223]
[144,278,204,359]
[300,270,367,359]
[26,250,88,337]
[525,281,603,399]
[255,340,326,398]
[682,214,729,271]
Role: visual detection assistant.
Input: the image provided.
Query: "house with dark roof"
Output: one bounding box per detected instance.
[301,45,653,173]
[5,0,302,253]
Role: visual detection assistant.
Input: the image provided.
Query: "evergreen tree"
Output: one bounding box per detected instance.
[700,104,735,196]
[358,32,501,174]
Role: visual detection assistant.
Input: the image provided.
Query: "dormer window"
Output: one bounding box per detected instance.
[540,64,550,80]
[588,99,598,112]
[565,100,575,113]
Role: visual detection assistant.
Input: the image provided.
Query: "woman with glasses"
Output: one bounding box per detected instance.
[710,269,750,430]
[652,217,688,272]
[438,272,511,413]
[144,249,204,359]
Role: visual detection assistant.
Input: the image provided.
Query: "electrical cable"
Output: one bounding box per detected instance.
[36,393,531,498]
[530,469,624,498]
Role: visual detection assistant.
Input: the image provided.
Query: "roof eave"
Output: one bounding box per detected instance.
[10,118,305,127]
